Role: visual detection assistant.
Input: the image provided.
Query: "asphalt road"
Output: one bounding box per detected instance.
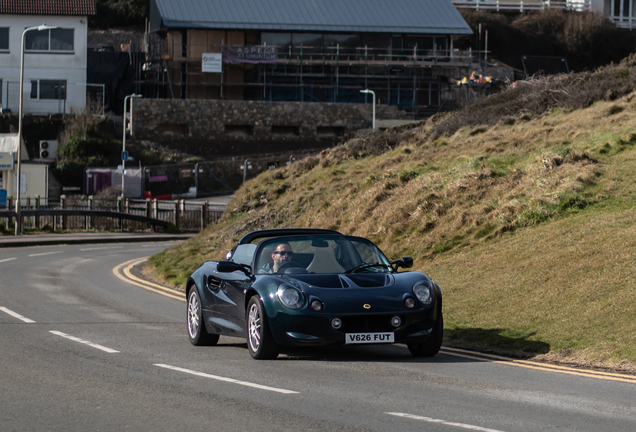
[1,243,636,432]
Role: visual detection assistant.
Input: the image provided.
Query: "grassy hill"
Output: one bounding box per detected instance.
[148,56,636,371]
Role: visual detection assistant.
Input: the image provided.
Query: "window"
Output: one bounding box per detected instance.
[25,28,74,52]
[30,80,67,100]
[0,28,8,50]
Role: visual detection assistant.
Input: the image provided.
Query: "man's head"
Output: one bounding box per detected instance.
[271,242,293,271]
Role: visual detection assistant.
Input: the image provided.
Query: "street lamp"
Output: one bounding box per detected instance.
[16,24,58,235]
[121,94,141,199]
[360,89,376,129]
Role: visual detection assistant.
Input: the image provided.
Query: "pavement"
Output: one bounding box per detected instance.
[0,232,196,248]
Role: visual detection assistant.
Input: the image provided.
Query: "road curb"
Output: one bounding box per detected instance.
[113,257,185,301]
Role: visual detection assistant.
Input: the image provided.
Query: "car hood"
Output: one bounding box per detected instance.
[285,273,395,288]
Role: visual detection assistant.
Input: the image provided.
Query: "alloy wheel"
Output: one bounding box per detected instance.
[188,292,200,339]
[248,303,261,352]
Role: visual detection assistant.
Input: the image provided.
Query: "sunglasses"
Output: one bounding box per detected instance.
[274,251,294,256]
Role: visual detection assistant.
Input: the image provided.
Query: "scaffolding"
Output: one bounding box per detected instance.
[140,36,475,119]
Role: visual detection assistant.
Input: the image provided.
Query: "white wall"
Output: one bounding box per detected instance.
[2,163,48,200]
[0,15,88,114]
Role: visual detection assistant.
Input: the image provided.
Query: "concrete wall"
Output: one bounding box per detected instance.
[132,99,408,158]
[0,15,88,114]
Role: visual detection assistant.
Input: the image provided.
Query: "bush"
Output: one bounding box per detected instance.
[422,53,636,140]
[457,10,636,72]
[54,116,120,186]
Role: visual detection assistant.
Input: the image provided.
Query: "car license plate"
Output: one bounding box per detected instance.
[345,332,395,344]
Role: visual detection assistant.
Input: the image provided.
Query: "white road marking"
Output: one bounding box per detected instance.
[0,257,17,263]
[49,330,120,353]
[0,306,36,323]
[28,251,63,257]
[80,246,123,251]
[154,364,299,394]
[386,412,509,432]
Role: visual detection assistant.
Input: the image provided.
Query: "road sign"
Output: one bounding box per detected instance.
[122,151,129,161]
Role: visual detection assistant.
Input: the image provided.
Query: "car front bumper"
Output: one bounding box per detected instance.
[267,308,440,347]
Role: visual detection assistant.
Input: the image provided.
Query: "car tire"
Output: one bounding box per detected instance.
[407,314,443,357]
[246,296,280,360]
[187,288,219,346]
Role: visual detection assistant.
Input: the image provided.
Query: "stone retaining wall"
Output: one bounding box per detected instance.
[132,99,408,159]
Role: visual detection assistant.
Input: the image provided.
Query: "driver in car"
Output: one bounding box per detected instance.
[259,242,294,274]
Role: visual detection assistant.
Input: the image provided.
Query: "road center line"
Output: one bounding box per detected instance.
[0,257,17,263]
[28,251,63,257]
[80,246,124,251]
[49,330,120,353]
[154,363,299,394]
[0,306,36,323]
[386,412,509,432]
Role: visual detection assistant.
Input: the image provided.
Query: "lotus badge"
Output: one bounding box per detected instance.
[363,304,371,309]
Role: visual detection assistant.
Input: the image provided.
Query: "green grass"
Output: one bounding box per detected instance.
[147,89,636,370]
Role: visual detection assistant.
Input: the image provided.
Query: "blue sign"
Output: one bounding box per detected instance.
[0,189,6,206]
[122,151,129,161]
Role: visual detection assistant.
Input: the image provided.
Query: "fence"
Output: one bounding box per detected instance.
[1,195,225,233]
[143,156,300,200]
[452,0,591,11]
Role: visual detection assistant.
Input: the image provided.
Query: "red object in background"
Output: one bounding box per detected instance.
[144,191,173,200]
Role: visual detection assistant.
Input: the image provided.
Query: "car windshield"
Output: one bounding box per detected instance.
[255,235,391,275]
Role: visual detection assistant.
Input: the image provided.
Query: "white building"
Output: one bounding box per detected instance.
[0,133,48,204]
[0,0,95,115]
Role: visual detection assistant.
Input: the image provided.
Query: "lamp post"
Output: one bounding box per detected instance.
[15,24,58,235]
[121,94,141,199]
[360,89,376,129]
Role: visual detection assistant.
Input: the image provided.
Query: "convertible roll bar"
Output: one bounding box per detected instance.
[238,228,342,244]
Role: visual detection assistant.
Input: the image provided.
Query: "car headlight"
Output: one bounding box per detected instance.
[277,284,305,309]
[412,280,433,305]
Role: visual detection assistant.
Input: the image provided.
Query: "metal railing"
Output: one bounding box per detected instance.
[452,0,591,12]
[1,195,225,233]
[165,42,474,67]
[611,16,636,29]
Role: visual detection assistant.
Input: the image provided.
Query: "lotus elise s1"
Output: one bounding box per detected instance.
[186,228,443,359]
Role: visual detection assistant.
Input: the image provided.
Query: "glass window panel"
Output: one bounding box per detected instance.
[405,36,434,51]
[39,80,66,100]
[0,28,8,50]
[261,32,291,50]
[291,33,322,54]
[25,30,49,50]
[50,29,74,51]
[30,81,38,99]
[324,34,360,47]
[435,37,448,54]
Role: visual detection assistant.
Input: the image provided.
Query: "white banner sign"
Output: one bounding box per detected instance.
[202,53,223,73]
[0,152,14,170]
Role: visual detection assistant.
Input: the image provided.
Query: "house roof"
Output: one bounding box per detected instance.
[0,134,20,153]
[150,0,472,35]
[0,0,96,16]
[0,133,28,160]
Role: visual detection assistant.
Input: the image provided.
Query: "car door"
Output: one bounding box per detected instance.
[214,244,257,335]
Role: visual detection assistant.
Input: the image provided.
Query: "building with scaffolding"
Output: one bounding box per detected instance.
[148,0,473,119]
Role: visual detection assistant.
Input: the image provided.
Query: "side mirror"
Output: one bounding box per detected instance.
[217,261,253,277]
[391,256,413,271]
[400,257,414,268]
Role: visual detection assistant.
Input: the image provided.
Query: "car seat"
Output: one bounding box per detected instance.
[306,246,345,273]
